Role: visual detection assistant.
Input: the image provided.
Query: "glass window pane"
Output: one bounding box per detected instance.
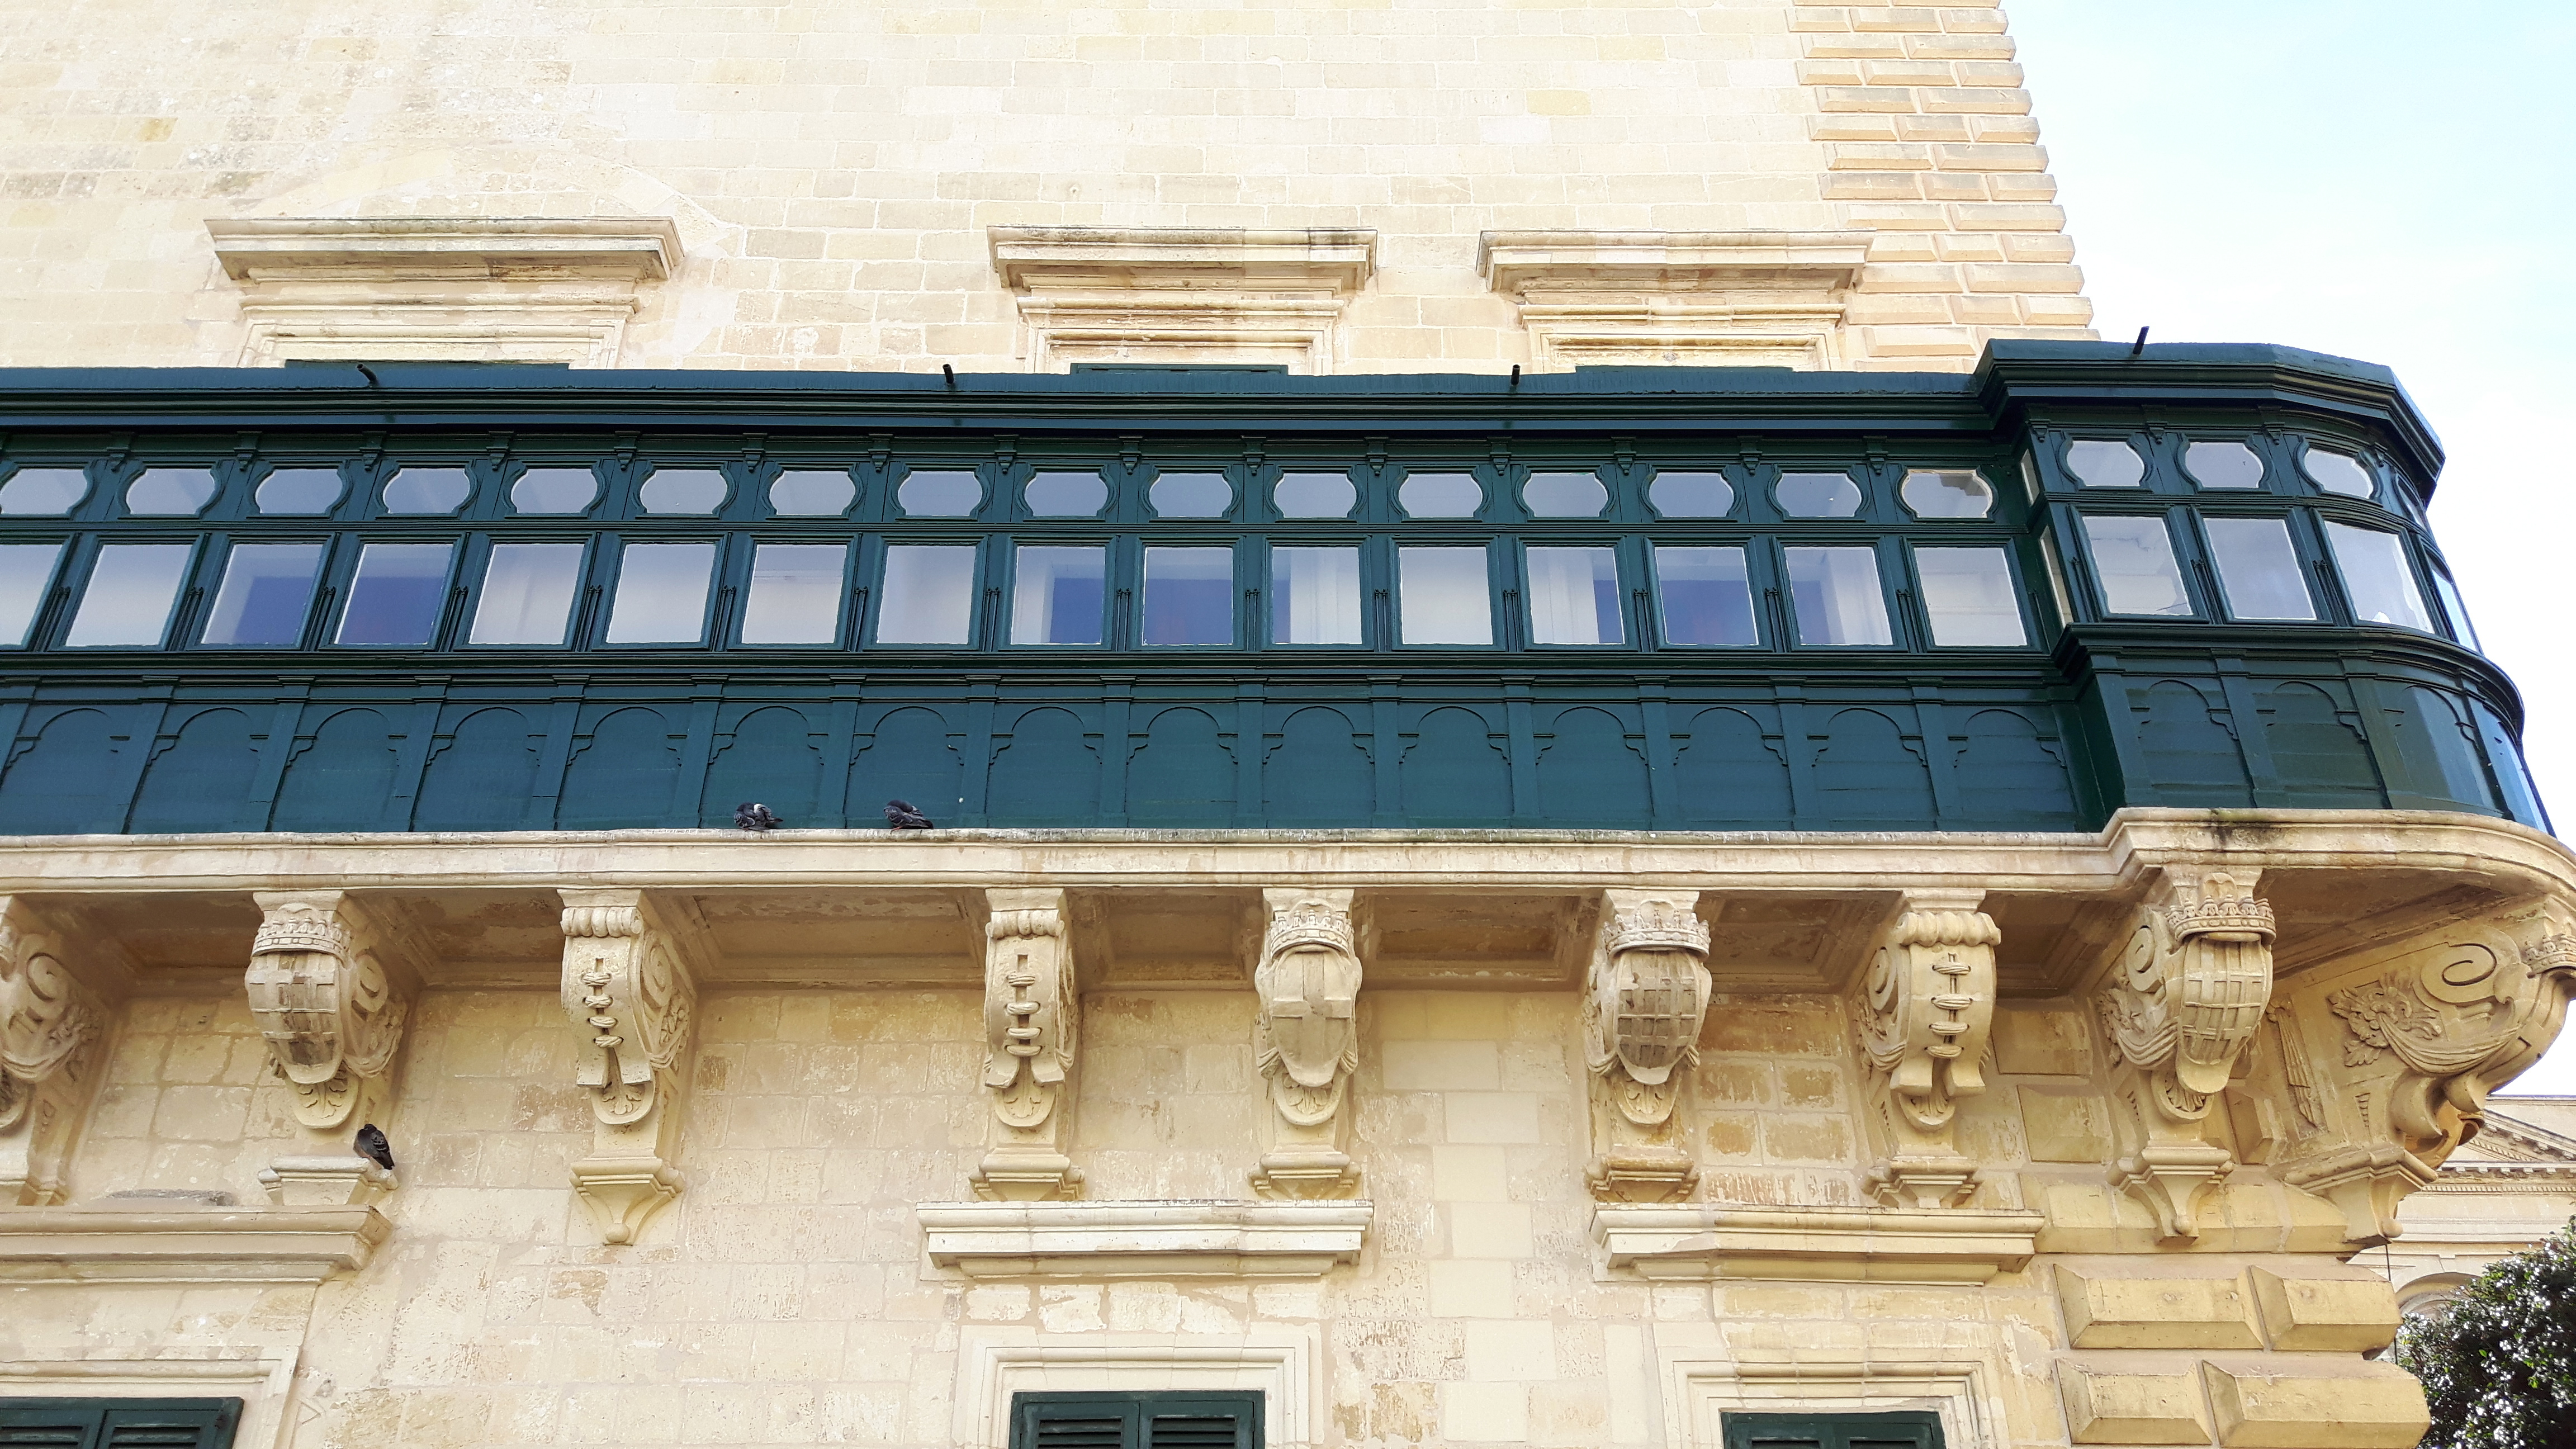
[2324,522,2431,632]
[1143,547,1234,645]
[877,544,977,645]
[2017,451,2042,503]
[1275,472,1357,519]
[1776,471,1862,518]
[201,542,324,647]
[1523,472,1607,518]
[0,467,89,515]
[512,467,599,515]
[382,467,472,515]
[2066,440,2144,488]
[2202,515,2315,621]
[638,469,728,514]
[1271,546,1361,645]
[1648,470,1733,519]
[898,470,982,517]
[604,542,717,644]
[1783,545,1892,646]
[741,543,846,645]
[1914,546,2026,646]
[2303,448,2376,499]
[1525,546,1622,645]
[1900,469,1993,519]
[2080,514,2193,617]
[2184,441,2265,490]
[467,542,585,645]
[65,543,191,646]
[338,542,453,646]
[2427,564,2480,652]
[1025,471,1107,517]
[1149,472,1231,518]
[1011,545,1105,645]
[2038,529,2076,628]
[0,543,65,646]
[1655,546,1756,647]
[1398,473,1482,519]
[1398,546,1492,645]
[125,467,219,515]
[255,468,344,515]
[769,470,856,517]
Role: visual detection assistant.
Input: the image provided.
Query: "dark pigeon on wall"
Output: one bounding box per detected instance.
[354,1123,395,1171]
[735,802,782,832]
[886,799,934,830]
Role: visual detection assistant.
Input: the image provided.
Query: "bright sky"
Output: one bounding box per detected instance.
[2006,0,2576,1095]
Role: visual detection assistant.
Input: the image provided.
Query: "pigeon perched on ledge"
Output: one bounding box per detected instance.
[885,799,934,830]
[735,802,782,832]
[355,1123,395,1171]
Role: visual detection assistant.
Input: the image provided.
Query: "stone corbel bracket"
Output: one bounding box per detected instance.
[2092,869,2276,1242]
[1854,889,1999,1209]
[919,1200,1371,1278]
[1250,888,1365,1200]
[972,888,1083,1201]
[1582,889,1712,1203]
[0,897,116,1207]
[0,1204,391,1284]
[1591,1202,2042,1285]
[559,888,710,1244]
[245,891,426,1207]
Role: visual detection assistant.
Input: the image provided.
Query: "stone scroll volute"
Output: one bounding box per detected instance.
[558,888,705,1244]
[971,887,1083,1202]
[1250,888,1365,1199]
[1854,889,1999,1209]
[246,890,423,1207]
[0,897,111,1207]
[1582,888,1712,1203]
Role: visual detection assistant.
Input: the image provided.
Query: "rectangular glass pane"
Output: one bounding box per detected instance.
[2038,529,2076,628]
[1142,546,1233,646]
[2201,515,2315,621]
[740,543,846,645]
[64,542,190,647]
[1010,544,1105,646]
[602,542,717,645]
[1398,546,1492,645]
[1655,546,1757,647]
[877,544,977,645]
[338,542,453,646]
[2324,522,2432,632]
[0,543,64,647]
[467,542,584,646]
[1914,546,2026,646]
[1271,546,1361,645]
[1783,545,1893,646]
[2428,564,2480,652]
[200,542,324,646]
[1525,546,1623,645]
[2080,514,2193,618]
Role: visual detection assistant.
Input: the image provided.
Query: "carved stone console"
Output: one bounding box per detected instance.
[1583,889,1712,1202]
[1854,890,1999,1209]
[971,888,1083,1201]
[0,897,111,1206]
[2092,870,2276,1242]
[558,889,707,1244]
[1250,888,1365,1199]
[244,892,423,1207]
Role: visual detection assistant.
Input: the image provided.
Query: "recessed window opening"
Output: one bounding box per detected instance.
[1025,470,1108,518]
[1524,545,1622,645]
[337,542,453,646]
[511,467,600,515]
[255,468,345,515]
[1398,546,1491,644]
[2066,440,2145,488]
[381,468,472,515]
[2079,514,2193,617]
[1775,471,1862,518]
[1523,471,1608,518]
[740,543,846,645]
[1398,472,1482,519]
[877,544,977,644]
[2324,522,2431,631]
[898,470,982,518]
[604,542,717,643]
[125,467,219,516]
[2201,515,2314,621]
[1142,547,1234,645]
[467,542,585,645]
[1270,546,1361,645]
[1273,472,1356,519]
[1914,546,2025,646]
[638,469,728,515]
[2184,441,2265,490]
[1011,544,1106,645]
[1648,470,1734,518]
[1900,469,1993,519]
[201,542,324,646]
[1149,472,1232,518]
[768,470,856,517]
[1783,544,1892,645]
[0,468,89,515]
[1654,545,1757,646]
[2304,448,2376,499]
[0,543,65,646]
[65,543,191,646]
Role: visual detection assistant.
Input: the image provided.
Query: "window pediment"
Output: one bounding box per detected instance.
[988,226,1377,375]
[1479,229,1873,371]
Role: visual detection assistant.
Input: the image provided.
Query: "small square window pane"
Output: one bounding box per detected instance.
[1271,546,1361,645]
[1783,545,1892,646]
[741,543,846,645]
[769,470,856,517]
[877,544,977,645]
[1914,546,2026,646]
[1275,472,1356,519]
[2184,441,2265,490]
[0,543,65,646]
[1149,472,1232,518]
[201,542,324,647]
[2202,515,2315,621]
[468,542,585,645]
[125,467,219,516]
[1776,472,1863,518]
[1900,469,1993,519]
[65,543,191,646]
[1523,472,1607,518]
[2038,529,2076,628]
[338,542,453,646]
[898,470,982,517]
[1143,547,1234,645]
[0,468,89,515]
[1398,546,1492,645]
[1011,545,1105,645]
[2324,522,2431,632]
[1648,470,1733,519]
[1025,471,1107,517]
[2080,514,2193,618]
[638,469,728,514]
[1398,473,1481,518]
[1655,546,1757,647]
[1525,546,1623,645]
[255,468,345,515]
[2066,441,2145,488]
[2428,564,2480,652]
[381,467,472,515]
[604,542,717,643]
[512,468,599,515]
[2303,448,2376,499]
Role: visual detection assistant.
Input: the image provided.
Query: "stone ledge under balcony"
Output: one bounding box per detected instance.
[1592,1202,2043,1284]
[0,1205,392,1284]
[919,1200,1371,1278]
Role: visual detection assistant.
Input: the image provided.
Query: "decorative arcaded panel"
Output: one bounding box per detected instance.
[919,1200,1371,1278]
[206,217,683,281]
[0,1205,391,1283]
[1591,1202,2041,1283]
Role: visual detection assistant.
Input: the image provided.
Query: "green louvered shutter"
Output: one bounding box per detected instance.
[0,1399,243,1449]
[1010,1392,1262,1449]
[1722,1410,1944,1449]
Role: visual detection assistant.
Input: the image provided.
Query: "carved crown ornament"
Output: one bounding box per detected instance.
[1854,892,1999,1210]
[1251,888,1366,1200]
[242,891,428,1208]
[1583,891,1713,1203]
[0,898,110,1206]
[557,889,708,1244]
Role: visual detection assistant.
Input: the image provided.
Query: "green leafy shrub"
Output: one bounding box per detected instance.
[2397,1215,2576,1449]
